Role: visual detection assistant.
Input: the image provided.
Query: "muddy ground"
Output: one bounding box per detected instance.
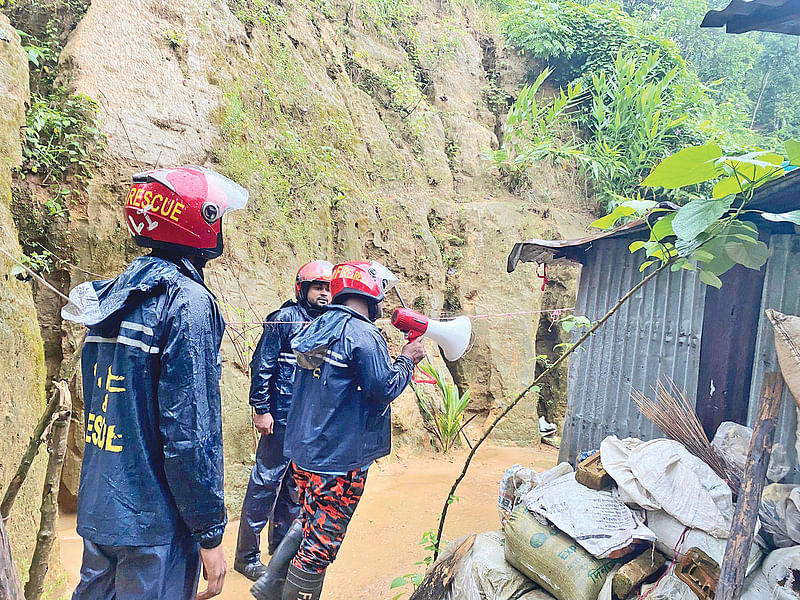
[58,444,557,599]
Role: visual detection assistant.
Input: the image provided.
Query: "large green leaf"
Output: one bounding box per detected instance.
[719,152,784,189]
[712,176,742,199]
[786,140,800,166]
[589,204,635,229]
[761,210,800,226]
[672,196,734,241]
[724,240,770,270]
[650,212,676,241]
[640,143,722,189]
[699,269,722,289]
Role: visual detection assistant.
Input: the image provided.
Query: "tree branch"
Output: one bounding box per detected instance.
[432,261,668,559]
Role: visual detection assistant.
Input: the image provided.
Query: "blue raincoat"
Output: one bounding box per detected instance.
[248,301,312,423]
[62,254,227,550]
[285,305,414,473]
[236,301,311,562]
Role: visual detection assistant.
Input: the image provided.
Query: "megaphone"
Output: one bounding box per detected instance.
[391,307,472,361]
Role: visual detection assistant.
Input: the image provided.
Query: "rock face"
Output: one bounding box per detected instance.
[0,14,50,581]
[27,0,589,513]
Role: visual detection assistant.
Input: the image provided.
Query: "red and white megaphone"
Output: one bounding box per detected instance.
[390,308,472,361]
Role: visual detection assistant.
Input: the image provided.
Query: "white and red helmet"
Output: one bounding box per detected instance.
[295,260,334,301]
[124,166,248,260]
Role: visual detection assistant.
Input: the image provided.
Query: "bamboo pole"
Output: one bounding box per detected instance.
[716,373,784,600]
[1,390,60,521]
[23,381,72,600]
[432,262,668,559]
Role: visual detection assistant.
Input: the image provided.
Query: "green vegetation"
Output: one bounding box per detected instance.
[487,0,800,212]
[3,0,104,276]
[593,141,800,287]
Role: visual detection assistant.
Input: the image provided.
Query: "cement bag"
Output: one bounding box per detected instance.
[596,565,621,600]
[760,484,800,549]
[522,473,656,558]
[515,591,557,600]
[712,421,791,483]
[762,546,800,600]
[646,510,763,575]
[601,436,660,510]
[498,463,573,526]
[448,530,538,600]
[639,574,699,600]
[629,439,733,537]
[503,506,618,600]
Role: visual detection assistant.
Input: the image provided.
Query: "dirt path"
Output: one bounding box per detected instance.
[58,444,557,599]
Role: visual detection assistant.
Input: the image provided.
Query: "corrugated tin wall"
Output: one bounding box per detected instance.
[748,234,800,482]
[559,238,707,464]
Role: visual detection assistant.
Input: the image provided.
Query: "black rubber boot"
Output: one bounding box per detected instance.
[234,557,268,582]
[281,563,326,600]
[250,520,304,600]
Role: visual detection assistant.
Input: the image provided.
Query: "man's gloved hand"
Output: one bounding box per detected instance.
[196,544,226,599]
[253,412,274,436]
[401,338,427,365]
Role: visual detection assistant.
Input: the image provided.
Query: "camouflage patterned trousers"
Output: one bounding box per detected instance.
[290,463,368,573]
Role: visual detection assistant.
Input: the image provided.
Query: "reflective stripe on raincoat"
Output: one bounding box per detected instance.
[61,254,226,549]
[248,301,312,424]
[285,305,414,473]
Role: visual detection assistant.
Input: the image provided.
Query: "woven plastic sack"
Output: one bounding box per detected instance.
[601,436,660,510]
[629,439,734,537]
[503,506,618,600]
[639,574,699,600]
[712,421,790,483]
[447,531,538,600]
[762,546,800,600]
[646,510,763,576]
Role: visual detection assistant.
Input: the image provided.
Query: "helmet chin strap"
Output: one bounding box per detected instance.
[368,301,380,322]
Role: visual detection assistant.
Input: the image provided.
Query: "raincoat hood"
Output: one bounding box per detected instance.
[62,254,208,327]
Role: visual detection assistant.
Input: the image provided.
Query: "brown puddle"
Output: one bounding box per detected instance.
[58,444,556,599]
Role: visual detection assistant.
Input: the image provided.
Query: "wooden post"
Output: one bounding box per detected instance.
[716,372,784,600]
[23,382,72,600]
[409,534,475,600]
[0,515,23,600]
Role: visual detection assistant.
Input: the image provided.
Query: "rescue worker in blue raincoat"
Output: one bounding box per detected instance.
[234,260,334,581]
[250,261,426,600]
[62,166,249,600]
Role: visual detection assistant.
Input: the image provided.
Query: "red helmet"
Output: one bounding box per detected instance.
[124,166,248,260]
[295,260,334,300]
[330,260,399,302]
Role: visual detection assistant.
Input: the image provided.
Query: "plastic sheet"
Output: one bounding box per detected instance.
[759,484,800,550]
[711,421,790,483]
[498,463,573,526]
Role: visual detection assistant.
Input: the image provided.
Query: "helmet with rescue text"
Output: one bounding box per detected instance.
[330,260,398,321]
[124,166,249,260]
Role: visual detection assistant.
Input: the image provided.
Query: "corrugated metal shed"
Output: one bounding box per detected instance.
[748,234,800,481]
[702,0,800,35]
[559,238,706,464]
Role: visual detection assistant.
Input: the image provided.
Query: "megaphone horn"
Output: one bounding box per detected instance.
[425,316,472,361]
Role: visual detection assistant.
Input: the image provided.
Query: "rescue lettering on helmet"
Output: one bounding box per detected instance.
[334,265,364,282]
[125,184,185,223]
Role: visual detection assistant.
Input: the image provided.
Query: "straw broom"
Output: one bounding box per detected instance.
[632,378,742,493]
